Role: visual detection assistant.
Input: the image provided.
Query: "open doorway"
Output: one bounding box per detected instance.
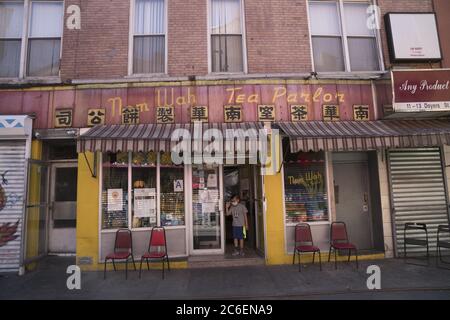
[223,165,263,258]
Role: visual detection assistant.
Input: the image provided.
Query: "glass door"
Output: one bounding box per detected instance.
[24,160,49,264]
[191,164,224,254]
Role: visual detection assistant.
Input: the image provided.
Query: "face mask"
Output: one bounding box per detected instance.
[232,201,238,206]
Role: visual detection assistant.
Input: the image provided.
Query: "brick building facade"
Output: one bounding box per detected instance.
[0,0,449,274]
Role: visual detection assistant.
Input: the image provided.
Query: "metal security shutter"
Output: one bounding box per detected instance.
[0,141,26,272]
[388,148,450,256]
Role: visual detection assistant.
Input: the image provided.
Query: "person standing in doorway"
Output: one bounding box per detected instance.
[226,195,249,256]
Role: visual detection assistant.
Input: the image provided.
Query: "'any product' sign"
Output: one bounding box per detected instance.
[392,69,450,112]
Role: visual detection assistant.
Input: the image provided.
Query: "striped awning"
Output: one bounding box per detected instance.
[276,120,450,152]
[77,122,264,153]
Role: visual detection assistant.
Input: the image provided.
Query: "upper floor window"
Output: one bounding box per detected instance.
[133,0,166,74]
[210,0,244,73]
[0,0,63,78]
[308,0,381,72]
[0,2,23,77]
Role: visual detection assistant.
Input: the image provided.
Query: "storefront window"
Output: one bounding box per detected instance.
[283,152,329,223]
[101,151,185,230]
[102,152,129,229]
[131,152,157,228]
[160,166,185,226]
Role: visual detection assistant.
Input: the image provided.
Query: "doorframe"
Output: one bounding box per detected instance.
[253,165,267,257]
[188,164,225,255]
[22,159,50,266]
[48,161,78,254]
[332,153,375,250]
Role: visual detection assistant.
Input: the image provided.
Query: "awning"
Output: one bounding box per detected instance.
[77,122,264,153]
[276,120,450,152]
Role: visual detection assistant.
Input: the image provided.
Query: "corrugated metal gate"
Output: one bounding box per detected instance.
[0,141,27,272]
[388,148,450,256]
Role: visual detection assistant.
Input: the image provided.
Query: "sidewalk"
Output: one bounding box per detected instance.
[1,256,450,300]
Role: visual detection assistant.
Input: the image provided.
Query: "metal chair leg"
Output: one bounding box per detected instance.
[166,256,170,271]
[328,246,332,262]
[146,259,150,270]
[348,249,351,262]
[125,258,128,280]
[312,251,315,264]
[318,250,322,271]
[298,252,301,272]
[139,258,143,278]
[292,250,296,265]
[112,259,116,271]
[162,259,165,279]
[334,248,337,270]
[132,255,137,270]
[104,258,107,279]
[355,249,359,269]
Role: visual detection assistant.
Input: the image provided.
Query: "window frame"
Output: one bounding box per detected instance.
[128,0,168,76]
[0,1,24,78]
[0,0,63,80]
[207,0,248,74]
[307,0,385,74]
[99,151,187,232]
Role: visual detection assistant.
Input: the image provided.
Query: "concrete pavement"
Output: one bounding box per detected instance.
[1,256,450,300]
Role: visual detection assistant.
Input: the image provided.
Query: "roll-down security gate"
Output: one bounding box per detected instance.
[388,148,450,256]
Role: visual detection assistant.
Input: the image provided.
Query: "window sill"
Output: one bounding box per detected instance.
[0,77,62,85]
[286,221,330,227]
[315,71,388,80]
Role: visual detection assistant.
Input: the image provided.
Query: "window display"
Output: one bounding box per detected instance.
[160,166,185,226]
[101,151,185,230]
[283,152,329,223]
[131,152,157,228]
[102,152,129,229]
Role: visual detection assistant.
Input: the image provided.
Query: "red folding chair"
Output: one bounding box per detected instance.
[140,226,170,279]
[328,222,358,269]
[292,223,322,272]
[104,228,136,279]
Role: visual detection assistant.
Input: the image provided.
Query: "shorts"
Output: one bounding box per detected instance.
[233,226,244,240]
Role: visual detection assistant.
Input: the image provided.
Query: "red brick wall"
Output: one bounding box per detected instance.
[245,0,312,73]
[167,0,208,76]
[433,0,450,68]
[61,0,130,80]
[58,0,442,81]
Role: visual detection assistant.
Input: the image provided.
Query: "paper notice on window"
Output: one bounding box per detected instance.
[207,174,217,187]
[202,202,216,214]
[107,189,123,212]
[134,188,156,218]
[174,179,184,192]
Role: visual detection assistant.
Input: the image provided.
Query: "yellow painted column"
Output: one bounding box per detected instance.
[262,131,287,265]
[264,171,286,264]
[25,140,43,271]
[76,152,100,271]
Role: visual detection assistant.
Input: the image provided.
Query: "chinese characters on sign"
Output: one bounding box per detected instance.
[322,105,340,121]
[258,105,275,122]
[290,105,308,121]
[353,105,370,121]
[191,106,208,122]
[224,105,242,123]
[54,109,73,128]
[87,109,106,126]
[156,106,175,124]
[122,106,140,125]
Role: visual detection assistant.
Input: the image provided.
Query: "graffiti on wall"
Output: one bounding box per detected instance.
[0,220,19,247]
[0,171,20,246]
[0,171,23,212]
